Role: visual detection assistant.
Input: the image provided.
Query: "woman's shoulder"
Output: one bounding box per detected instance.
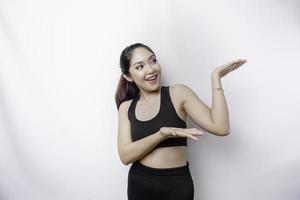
[168,83,196,104]
[168,83,191,94]
[118,98,135,113]
[168,83,189,105]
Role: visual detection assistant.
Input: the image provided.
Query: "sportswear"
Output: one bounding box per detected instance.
[128,85,187,148]
[127,160,194,200]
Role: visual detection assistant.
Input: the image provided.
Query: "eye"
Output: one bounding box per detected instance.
[152,59,157,63]
[136,65,143,70]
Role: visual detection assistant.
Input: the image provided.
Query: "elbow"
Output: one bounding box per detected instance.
[121,159,130,166]
[218,132,230,136]
[211,121,230,136]
[119,145,136,165]
[119,150,130,165]
[120,152,133,165]
[214,126,230,136]
[122,159,134,166]
[120,155,131,165]
[120,154,131,165]
[218,128,230,136]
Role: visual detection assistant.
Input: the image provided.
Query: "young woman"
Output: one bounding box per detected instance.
[115,43,247,200]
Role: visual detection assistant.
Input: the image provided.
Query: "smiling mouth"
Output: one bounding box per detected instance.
[146,75,158,81]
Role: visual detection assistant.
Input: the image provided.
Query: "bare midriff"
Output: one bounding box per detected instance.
[139,146,187,168]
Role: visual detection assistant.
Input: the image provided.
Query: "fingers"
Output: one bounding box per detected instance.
[171,128,204,141]
[188,129,204,140]
[233,58,247,64]
[188,134,200,141]
[171,129,176,136]
[230,63,241,71]
[227,59,247,69]
[185,132,201,141]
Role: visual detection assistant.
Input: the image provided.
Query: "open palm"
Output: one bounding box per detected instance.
[212,58,247,78]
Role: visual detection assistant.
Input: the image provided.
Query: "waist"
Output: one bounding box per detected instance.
[139,146,187,168]
[132,160,190,176]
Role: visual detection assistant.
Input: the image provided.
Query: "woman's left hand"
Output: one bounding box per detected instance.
[211,58,247,78]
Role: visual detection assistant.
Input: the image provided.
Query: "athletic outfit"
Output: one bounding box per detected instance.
[127,85,194,200]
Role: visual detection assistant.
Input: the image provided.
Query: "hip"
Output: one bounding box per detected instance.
[127,160,194,199]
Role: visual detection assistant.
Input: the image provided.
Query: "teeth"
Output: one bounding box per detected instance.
[147,75,157,81]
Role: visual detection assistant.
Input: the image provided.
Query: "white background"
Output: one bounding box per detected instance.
[0,0,299,200]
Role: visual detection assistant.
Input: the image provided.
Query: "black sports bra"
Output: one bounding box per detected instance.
[128,85,187,148]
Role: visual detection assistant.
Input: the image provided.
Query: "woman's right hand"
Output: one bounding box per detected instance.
[159,127,204,141]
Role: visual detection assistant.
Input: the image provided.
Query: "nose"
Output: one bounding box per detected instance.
[146,63,155,73]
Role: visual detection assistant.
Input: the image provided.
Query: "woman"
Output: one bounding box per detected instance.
[115,43,247,200]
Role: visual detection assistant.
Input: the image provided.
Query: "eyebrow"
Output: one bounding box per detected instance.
[133,54,155,66]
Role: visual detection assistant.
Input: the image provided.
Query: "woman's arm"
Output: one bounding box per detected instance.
[117,101,167,165]
[210,58,247,134]
[122,131,166,165]
[210,74,230,135]
[178,59,247,136]
[177,83,229,136]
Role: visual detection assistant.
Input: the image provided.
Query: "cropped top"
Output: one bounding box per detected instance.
[128,85,187,148]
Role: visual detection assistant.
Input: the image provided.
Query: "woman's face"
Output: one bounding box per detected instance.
[124,47,161,91]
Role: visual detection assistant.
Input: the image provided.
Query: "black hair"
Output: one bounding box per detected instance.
[115,43,156,110]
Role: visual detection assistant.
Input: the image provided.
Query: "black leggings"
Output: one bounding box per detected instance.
[127,160,194,200]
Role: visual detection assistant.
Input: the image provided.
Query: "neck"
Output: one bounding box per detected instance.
[138,86,161,101]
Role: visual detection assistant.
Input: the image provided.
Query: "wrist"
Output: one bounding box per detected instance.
[158,128,170,139]
[212,87,223,92]
[211,73,221,79]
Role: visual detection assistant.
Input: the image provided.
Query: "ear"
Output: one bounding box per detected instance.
[122,74,133,83]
